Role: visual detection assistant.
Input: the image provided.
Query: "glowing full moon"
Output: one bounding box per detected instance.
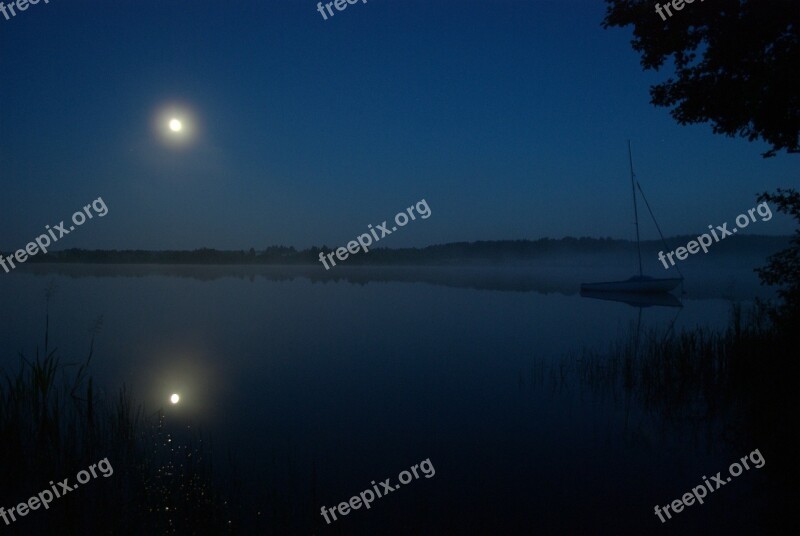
[169,119,182,132]
[170,393,180,404]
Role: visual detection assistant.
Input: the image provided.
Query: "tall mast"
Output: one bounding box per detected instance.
[628,140,643,277]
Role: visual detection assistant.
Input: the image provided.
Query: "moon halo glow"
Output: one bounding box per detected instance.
[154,105,196,146]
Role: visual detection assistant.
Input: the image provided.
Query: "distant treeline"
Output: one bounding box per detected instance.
[2,236,790,266]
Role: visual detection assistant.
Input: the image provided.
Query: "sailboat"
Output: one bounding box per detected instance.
[579,288,682,308]
[580,142,683,295]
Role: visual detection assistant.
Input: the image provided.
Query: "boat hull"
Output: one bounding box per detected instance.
[580,289,682,308]
[580,277,682,294]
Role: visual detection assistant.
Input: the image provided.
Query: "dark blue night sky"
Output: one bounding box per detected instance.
[1,0,796,250]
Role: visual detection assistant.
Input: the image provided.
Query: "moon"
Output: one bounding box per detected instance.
[154,106,195,145]
[170,393,180,404]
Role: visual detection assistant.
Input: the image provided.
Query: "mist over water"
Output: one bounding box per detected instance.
[0,253,774,533]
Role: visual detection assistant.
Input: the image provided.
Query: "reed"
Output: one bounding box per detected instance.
[556,300,797,490]
[0,316,236,534]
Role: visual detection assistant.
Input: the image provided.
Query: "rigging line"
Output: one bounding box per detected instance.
[661,303,683,346]
[635,181,685,282]
[628,141,644,277]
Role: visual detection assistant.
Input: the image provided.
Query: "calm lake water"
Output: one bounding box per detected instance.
[0,256,776,535]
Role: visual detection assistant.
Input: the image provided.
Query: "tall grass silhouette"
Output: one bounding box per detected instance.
[0,288,236,534]
[544,301,797,533]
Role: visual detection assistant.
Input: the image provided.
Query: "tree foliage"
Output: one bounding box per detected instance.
[603,0,800,157]
[756,188,800,325]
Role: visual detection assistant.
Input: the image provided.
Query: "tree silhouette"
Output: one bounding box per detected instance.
[603,0,800,157]
[756,188,800,325]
